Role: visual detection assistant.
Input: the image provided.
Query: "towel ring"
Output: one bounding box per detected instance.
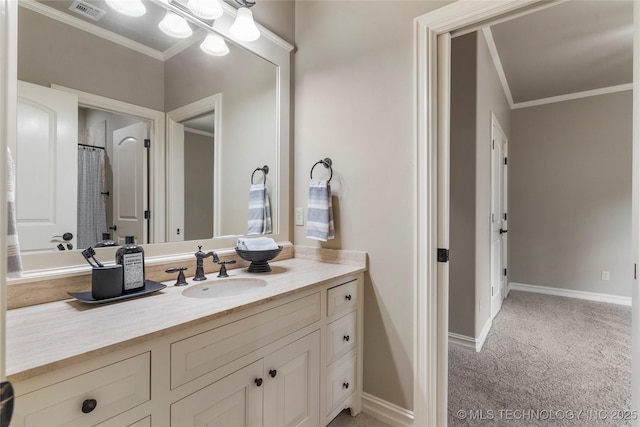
[310,158,333,183]
[251,165,269,184]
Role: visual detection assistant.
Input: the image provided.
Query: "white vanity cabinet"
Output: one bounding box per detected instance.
[324,279,362,421]
[9,269,364,427]
[171,331,320,427]
[11,352,151,427]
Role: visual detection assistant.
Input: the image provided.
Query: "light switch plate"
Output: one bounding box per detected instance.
[295,208,304,226]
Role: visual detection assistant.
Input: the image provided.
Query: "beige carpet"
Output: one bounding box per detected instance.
[448,291,632,426]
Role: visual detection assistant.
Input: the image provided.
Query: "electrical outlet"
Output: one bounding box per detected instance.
[601,271,610,281]
[295,207,304,226]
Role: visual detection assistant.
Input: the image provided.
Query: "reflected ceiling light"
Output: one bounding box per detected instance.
[159,10,193,38]
[200,34,229,56]
[105,0,146,17]
[230,0,260,42]
[187,0,223,20]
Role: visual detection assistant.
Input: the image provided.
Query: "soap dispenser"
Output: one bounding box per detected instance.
[116,236,145,293]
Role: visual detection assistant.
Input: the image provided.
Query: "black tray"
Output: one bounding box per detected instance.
[68,280,166,304]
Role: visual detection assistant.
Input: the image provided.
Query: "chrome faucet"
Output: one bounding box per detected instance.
[193,245,219,281]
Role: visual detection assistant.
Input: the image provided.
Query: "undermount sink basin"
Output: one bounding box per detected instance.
[182,278,268,299]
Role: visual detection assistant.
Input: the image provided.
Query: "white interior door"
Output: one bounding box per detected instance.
[112,122,147,245]
[490,116,508,320]
[15,81,78,252]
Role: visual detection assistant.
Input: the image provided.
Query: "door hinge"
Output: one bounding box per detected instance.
[491,286,494,297]
[144,138,151,148]
[492,139,495,149]
[635,263,637,280]
[504,157,508,165]
[144,210,151,220]
[504,213,508,221]
[503,268,507,276]
[437,248,450,263]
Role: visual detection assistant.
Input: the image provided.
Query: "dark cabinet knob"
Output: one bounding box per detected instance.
[81,399,97,414]
[342,382,350,389]
[255,378,263,387]
[345,294,352,301]
[343,335,350,342]
[269,369,277,378]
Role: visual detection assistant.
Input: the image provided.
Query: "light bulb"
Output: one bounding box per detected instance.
[200,34,230,56]
[229,8,260,42]
[188,0,223,20]
[159,11,193,39]
[105,0,146,17]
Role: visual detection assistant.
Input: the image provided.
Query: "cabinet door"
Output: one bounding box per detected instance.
[264,331,320,427]
[171,360,264,427]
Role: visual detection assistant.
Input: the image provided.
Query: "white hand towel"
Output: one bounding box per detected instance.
[306,179,335,242]
[237,237,279,251]
[7,147,23,277]
[247,183,272,235]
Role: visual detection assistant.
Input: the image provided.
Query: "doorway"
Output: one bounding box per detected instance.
[79,107,148,247]
[413,2,640,426]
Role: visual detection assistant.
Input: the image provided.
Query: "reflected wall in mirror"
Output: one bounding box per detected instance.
[14,0,278,253]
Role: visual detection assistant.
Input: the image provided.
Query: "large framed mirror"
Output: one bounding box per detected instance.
[11,0,292,275]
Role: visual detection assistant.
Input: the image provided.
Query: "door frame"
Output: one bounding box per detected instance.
[413,1,640,426]
[0,0,18,384]
[166,93,223,240]
[490,112,508,320]
[49,85,166,245]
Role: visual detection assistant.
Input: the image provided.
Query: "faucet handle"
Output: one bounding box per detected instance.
[217,260,236,278]
[165,267,188,286]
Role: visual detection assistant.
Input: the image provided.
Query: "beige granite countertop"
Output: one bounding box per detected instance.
[6,256,366,382]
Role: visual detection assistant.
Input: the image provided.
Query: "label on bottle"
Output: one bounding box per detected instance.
[123,252,144,291]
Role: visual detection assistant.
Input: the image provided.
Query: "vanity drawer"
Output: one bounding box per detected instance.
[171,292,321,389]
[326,311,357,366]
[327,279,358,320]
[13,352,150,427]
[326,351,357,416]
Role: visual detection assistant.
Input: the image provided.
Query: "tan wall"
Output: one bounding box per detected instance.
[184,131,215,241]
[449,32,477,338]
[293,0,453,410]
[18,7,165,111]
[448,31,511,340]
[474,30,511,336]
[510,91,633,297]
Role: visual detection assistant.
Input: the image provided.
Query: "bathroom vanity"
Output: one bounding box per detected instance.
[6,254,365,427]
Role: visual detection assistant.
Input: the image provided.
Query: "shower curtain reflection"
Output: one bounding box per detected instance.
[77,146,107,249]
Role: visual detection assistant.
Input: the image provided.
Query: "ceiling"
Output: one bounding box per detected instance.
[31,0,209,59]
[488,0,633,105]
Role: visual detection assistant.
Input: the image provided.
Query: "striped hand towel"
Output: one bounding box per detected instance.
[247,184,272,235]
[306,179,335,242]
[7,147,23,277]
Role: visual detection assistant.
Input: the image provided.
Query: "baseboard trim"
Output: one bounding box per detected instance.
[477,318,492,351]
[508,282,631,306]
[362,393,414,427]
[448,319,492,353]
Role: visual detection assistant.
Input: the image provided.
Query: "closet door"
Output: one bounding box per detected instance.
[15,81,78,251]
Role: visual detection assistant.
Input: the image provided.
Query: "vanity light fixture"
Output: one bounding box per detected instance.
[200,33,230,56]
[230,0,260,42]
[187,0,223,20]
[159,10,193,38]
[105,0,146,17]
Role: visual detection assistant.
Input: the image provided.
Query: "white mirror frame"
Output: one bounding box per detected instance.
[4,0,293,280]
